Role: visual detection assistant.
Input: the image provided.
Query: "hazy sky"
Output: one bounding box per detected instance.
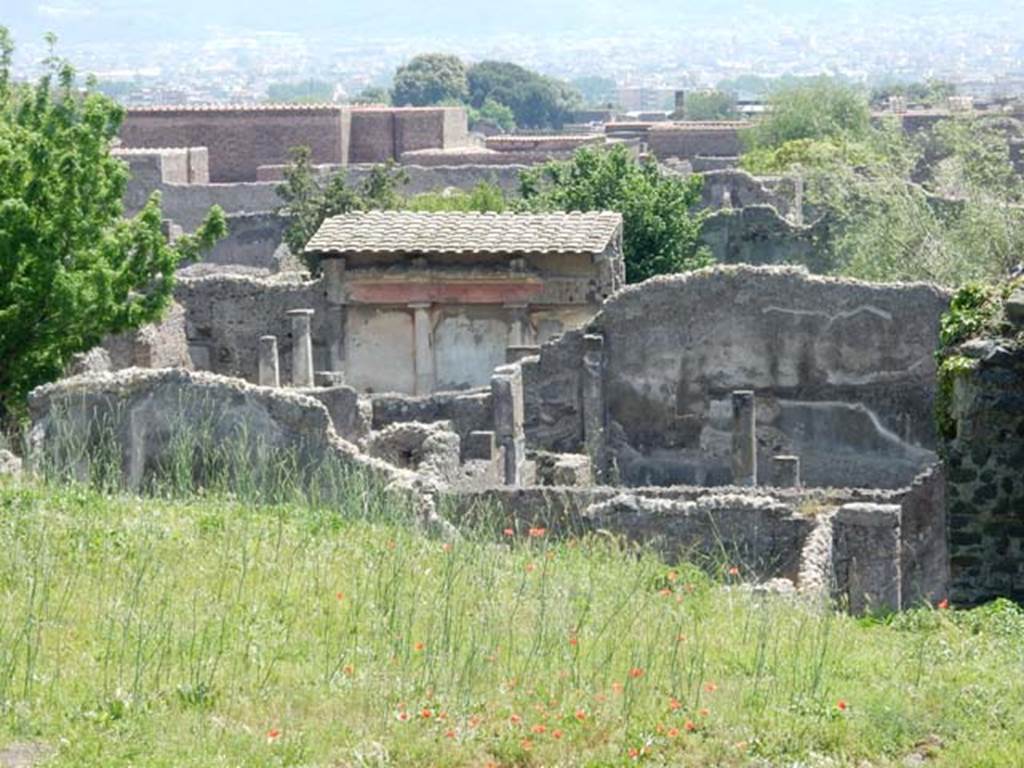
[8,0,1023,43]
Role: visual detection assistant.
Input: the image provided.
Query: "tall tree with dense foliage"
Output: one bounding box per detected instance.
[0,30,225,425]
[391,53,468,107]
[467,61,580,129]
[519,145,710,283]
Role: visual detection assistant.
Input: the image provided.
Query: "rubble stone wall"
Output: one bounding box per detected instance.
[942,285,1024,604]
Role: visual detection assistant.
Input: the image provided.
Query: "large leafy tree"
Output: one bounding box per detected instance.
[519,145,711,283]
[0,30,226,425]
[467,61,580,129]
[391,53,468,107]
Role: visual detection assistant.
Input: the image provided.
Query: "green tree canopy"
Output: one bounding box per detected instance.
[744,77,871,151]
[0,29,225,425]
[391,53,468,107]
[468,98,516,132]
[519,145,710,283]
[467,61,581,129]
[680,90,738,120]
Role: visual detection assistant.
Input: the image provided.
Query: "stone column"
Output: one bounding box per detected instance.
[258,335,280,388]
[491,364,525,486]
[582,334,608,482]
[731,390,756,487]
[322,258,348,378]
[287,309,315,388]
[772,455,800,488]
[409,303,434,395]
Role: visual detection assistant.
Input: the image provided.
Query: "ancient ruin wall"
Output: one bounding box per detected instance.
[173,273,328,382]
[523,266,949,489]
[942,286,1024,605]
[26,368,408,495]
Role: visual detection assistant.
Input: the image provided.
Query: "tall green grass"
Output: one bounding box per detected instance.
[0,476,1022,767]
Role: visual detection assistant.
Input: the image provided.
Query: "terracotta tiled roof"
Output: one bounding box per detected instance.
[305,211,622,256]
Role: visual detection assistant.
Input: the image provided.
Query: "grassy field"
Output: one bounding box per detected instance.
[0,477,1022,767]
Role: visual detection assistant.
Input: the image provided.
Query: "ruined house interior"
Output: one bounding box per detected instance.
[27,103,1024,617]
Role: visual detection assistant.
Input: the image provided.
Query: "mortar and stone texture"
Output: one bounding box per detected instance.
[942,286,1024,605]
[521,265,950,490]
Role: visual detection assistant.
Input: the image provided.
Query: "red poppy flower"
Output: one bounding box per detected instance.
[837,699,847,711]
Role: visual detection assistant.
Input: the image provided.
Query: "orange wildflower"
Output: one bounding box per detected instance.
[667,726,680,738]
[575,709,587,721]
[684,720,696,732]
[612,681,624,694]
[444,728,456,739]
[704,681,718,693]
[728,566,740,576]
[520,739,533,751]
[413,641,425,652]
[937,598,950,610]
[552,729,563,740]
[421,708,432,719]
[698,707,710,717]
[667,570,678,582]
[503,528,515,537]
[658,588,672,597]
[266,729,281,744]
[837,699,847,711]
[335,591,345,601]
[525,562,536,573]
[528,527,547,538]
[568,635,579,647]
[343,664,354,676]
[629,667,644,679]
[531,724,546,734]
[509,714,522,725]
[668,698,682,711]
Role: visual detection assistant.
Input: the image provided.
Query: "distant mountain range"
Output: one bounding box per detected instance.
[6,0,1022,45]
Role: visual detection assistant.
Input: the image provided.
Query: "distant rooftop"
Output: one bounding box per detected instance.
[305,211,622,256]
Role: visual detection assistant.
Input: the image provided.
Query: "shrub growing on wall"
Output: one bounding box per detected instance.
[0,29,225,427]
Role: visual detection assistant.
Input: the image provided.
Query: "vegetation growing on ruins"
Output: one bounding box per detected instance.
[407,183,508,213]
[1,473,1023,767]
[0,29,225,428]
[520,145,711,282]
[740,78,1024,286]
[275,148,408,272]
[934,278,1024,438]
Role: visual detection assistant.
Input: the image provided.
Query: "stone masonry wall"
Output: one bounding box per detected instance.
[943,285,1024,604]
[173,273,329,383]
[647,123,748,161]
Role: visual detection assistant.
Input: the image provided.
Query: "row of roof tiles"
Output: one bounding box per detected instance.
[305,211,622,256]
